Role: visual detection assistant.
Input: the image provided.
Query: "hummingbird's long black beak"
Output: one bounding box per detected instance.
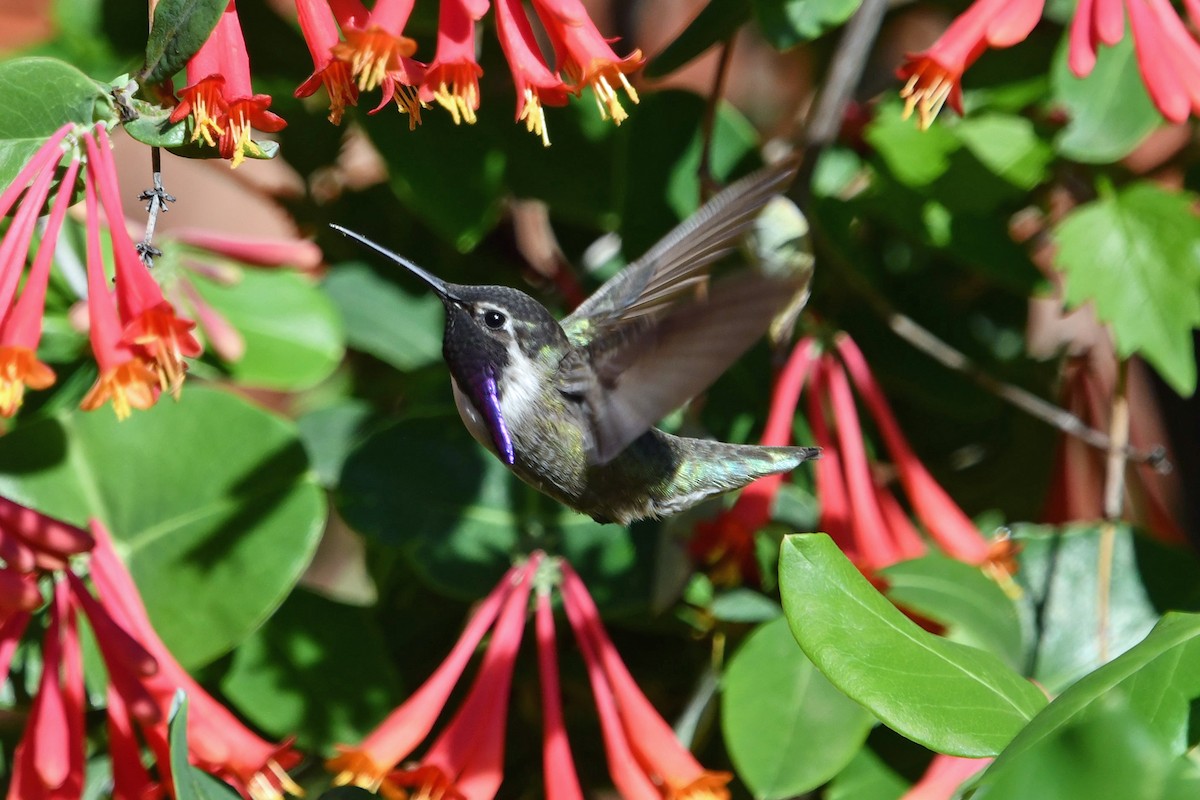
[330,224,455,299]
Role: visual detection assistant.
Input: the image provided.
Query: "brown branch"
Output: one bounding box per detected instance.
[698,36,737,201]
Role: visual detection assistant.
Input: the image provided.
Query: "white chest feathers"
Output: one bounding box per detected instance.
[450,343,545,456]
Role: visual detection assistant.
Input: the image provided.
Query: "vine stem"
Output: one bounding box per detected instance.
[698,35,737,201]
[1097,358,1130,662]
[136,146,175,267]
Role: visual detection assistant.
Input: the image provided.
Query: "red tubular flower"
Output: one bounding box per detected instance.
[327,562,531,797]
[389,556,538,800]
[0,610,32,684]
[295,0,360,123]
[171,228,324,270]
[331,0,419,93]
[535,588,585,800]
[168,1,287,168]
[81,521,303,800]
[901,754,991,800]
[0,157,78,416]
[896,0,1044,129]
[836,336,992,565]
[9,582,86,800]
[0,494,95,574]
[691,338,817,585]
[420,0,487,125]
[560,562,731,800]
[530,0,644,124]
[495,0,570,146]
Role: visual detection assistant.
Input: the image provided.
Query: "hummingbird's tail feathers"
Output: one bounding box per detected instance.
[563,156,800,332]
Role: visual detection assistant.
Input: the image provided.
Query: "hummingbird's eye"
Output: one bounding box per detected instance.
[482,309,507,330]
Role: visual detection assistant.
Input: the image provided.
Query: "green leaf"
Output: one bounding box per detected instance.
[954,114,1052,190]
[779,534,1047,757]
[169,692,243,800]
[0,386,325,667]
[722,617,874,798]
[880,555,1026,670]
[865,103,960,188]
[191,266,345,390]
[973,613,1200,798]
[646,0,752,78]
[141,0,227,84]
[1013,523,1160,693]
[1050,30,1160,163]
[337,416,655,610]
[0,57,111,191]
[753,0,863,49]
[122,97,188,148]
[1053,182,1200,395]
[711,588,782,623]
[296,401,380,488]
[824,748,909,800]
[220,588,403,752]
[321,262,443,372]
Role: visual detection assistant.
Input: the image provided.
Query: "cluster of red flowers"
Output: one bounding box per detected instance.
[692,332,1004,585]
[327,553,730,800]
[293,0,643,146]
[897,0,1200,128]
[0,496,299,800]
[0,123,201,420]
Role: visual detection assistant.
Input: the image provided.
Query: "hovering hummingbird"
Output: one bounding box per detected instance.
[332,159,819,525]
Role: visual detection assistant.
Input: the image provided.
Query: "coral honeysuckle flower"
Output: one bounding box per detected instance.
[896,0,1044,129]
[82,521,303,800]
[535,588,585,800]
[327,561,533,797]
[419,0,487,125]
[901,754,991,800]
[692,338,818,585]
[530,0,644,124]
[494,0,570,147]
[0,495,95,574]
[9,582,86,800]
[559,562,732,800]
[388,559,537,800]
[332,0,419,93]
[295,0,360,123]
[90,127,202,398]
[168,0,287,168]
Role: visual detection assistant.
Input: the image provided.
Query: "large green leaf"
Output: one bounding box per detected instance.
[220,588,403,753]
[722,617,874,798]
[0,57,111,192]
[1013,523,1159,693]
[141,0,226,84]
[880,555,1026,671]
[0,386,325,667]
[973,612,1200,797]
[1053,182,1200,395]
[1050,31,1160,164]
[753,0,862,49]
[954,114,1052,191]
[337,416,655,610]
[321,261,443,372]
[191,266,345,390]
[824,748,909,800]
[779,534,1047,757]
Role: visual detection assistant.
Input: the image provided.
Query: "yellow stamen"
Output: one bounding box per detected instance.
[518,88,550,147]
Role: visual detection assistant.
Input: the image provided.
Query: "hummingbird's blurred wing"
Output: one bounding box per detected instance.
[556,271,811,465]
[560,157,799,346]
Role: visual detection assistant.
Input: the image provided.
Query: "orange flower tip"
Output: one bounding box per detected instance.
[335,28,419,93]
[390,765,464,800]
[248,760,305,800]
[381,80,426,129]
[0,347,56,416]
[80,359,159,420]
[519,89,551,147]
[586,61,641,124]
[326,749,390,793]
[667,770,735,800]
[897,58,957,131]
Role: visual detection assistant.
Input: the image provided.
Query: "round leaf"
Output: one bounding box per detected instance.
[723,616,874,798]
[0,386,325,667]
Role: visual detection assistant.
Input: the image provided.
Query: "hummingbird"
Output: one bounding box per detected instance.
[332,159,819,525]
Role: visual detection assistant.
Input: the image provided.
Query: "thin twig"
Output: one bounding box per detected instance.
[136,146,174,267]
[861,286,1168,469]
[795,0,889,203]
[698,36,737,201]
[1097,359,1130,662]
